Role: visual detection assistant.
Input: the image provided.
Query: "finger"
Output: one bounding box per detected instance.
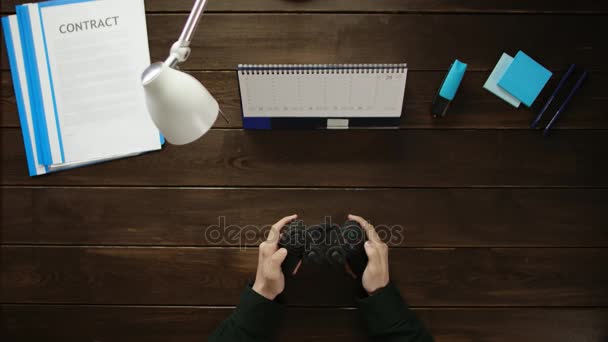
[349,214,381,244]
[292,260,303,276]
[267,214,298,246]
[364,241,381,262]
[344,262,357,279]
[269,248,289,270]
[259,241,274,258]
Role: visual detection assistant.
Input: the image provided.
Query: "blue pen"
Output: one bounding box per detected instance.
[543,71,588,136]
[531,64,576,129]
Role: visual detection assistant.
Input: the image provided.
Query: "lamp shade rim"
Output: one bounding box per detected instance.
[142,62,165,86]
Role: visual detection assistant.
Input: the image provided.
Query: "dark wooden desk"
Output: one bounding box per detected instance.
[2,1,608,341]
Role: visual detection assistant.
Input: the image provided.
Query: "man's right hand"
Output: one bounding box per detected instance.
[348,214,390,295]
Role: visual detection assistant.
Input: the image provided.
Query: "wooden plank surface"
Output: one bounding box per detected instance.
[2,187,607,247]
[2,246,607,306]
[1,14,607,71]
[3,305,607,342]
[2,0,608,14]
[3,71,607,129]
[1,1,607,341]
[3,128,608,187]
[147,14,606,71]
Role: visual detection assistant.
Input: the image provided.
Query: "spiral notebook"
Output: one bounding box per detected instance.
[238,64,408,129]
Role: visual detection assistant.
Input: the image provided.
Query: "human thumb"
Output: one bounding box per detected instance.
[363,241,377,260]
[270,248,288,268]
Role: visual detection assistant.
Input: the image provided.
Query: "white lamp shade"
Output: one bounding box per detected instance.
[142,62,219,145]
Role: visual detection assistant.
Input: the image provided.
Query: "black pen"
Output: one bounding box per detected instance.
[531,64,576,129]
[544,71,588,136]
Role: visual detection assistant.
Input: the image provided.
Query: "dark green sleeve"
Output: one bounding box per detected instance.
[357,283,434,342]
[208,286,285,342]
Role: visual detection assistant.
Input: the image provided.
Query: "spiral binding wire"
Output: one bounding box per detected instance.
[237,63,407,75]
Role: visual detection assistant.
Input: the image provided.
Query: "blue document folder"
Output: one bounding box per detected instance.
[2,0,164,176]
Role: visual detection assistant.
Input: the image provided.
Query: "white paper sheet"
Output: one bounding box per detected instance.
[35,0,160,164]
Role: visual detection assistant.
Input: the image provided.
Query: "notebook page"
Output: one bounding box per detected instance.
[37,0,160,164]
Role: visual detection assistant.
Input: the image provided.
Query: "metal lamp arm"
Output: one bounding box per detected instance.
[165,0,210,67]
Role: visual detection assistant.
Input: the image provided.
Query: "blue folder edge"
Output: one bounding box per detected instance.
[16,5,53,168]
[39,0,95,7]
[37,1,75,162]
[20,0,97,165]
[3,16,38,176]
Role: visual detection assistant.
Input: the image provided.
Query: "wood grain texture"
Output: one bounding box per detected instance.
[1,1,607,340]
[2,0,608,13]
[3,128,608,187]
[1,14,607,71]
[3,71,607,129]
[2,305,607,342]
[2,188,607,247]
[2,246,607,306]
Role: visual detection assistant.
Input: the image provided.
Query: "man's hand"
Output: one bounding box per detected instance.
[252,214,298,300]
[348,214,390,295]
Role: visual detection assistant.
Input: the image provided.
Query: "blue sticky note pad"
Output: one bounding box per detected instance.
[497,51,552,107]
[483,53,521,108]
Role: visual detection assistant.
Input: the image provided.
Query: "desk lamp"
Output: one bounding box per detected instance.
[141,0,223,145]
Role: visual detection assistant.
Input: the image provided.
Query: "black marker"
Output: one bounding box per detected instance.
[531,64,576,129]
[544,71,588,136]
